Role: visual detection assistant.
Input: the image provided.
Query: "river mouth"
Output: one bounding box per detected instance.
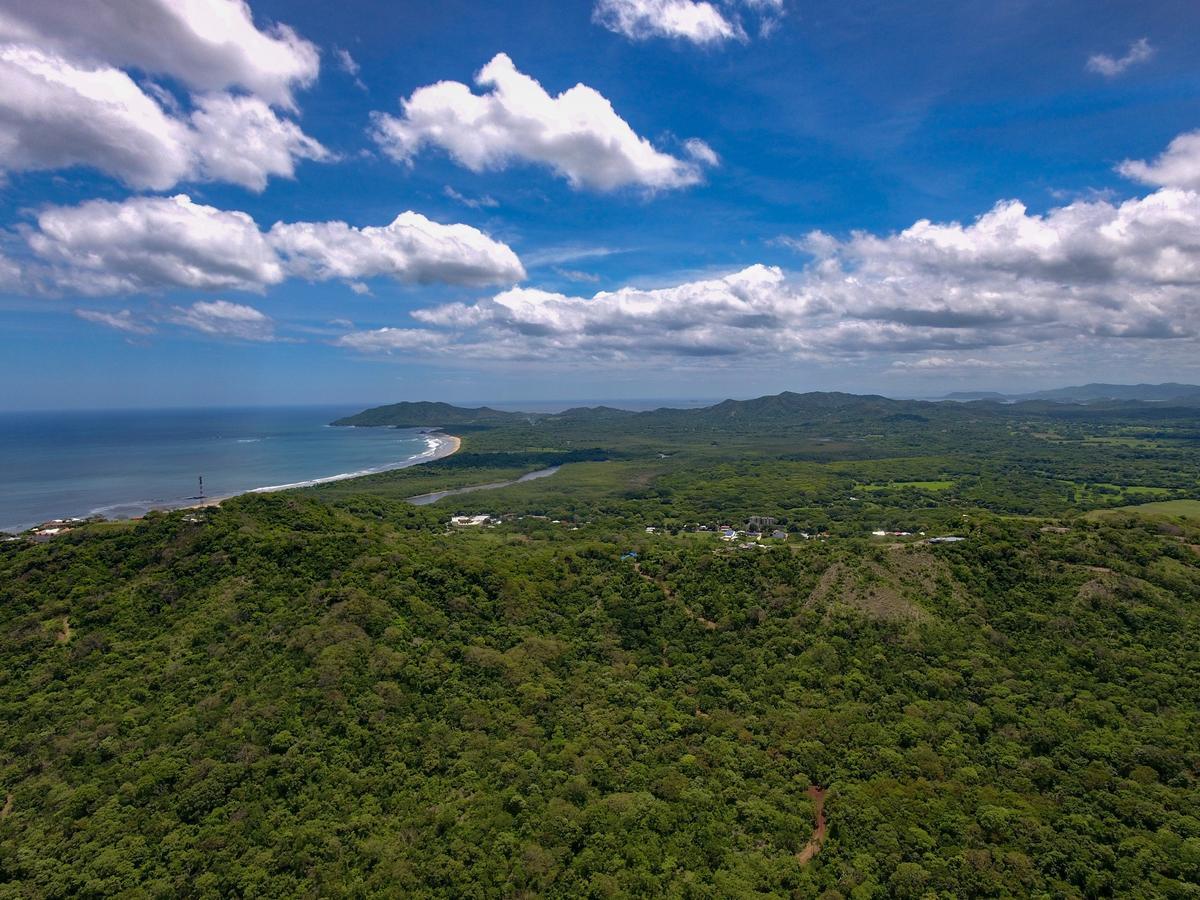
[406,466,561,506]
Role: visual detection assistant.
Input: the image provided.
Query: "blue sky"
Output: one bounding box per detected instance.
[2,0,1200,409]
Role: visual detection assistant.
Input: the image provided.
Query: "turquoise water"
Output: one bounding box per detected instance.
[0,406,436,533]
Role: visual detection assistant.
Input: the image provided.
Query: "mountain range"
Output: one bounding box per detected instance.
[942,382,1200,403]
[333,384,1200,431]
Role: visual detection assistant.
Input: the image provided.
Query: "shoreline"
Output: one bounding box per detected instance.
[179,432,463,512]
[11,432,463,533]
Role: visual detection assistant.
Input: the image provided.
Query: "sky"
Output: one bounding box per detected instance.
[2,0,1200,410]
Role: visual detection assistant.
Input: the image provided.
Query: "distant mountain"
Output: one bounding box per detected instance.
[341,387,1200,436]
[939,383,1200,404]
[333,402,643,428]
[336,391,973,431]
[331,401,524,428]
[670,391,929,425]
[1019,383,1200,403]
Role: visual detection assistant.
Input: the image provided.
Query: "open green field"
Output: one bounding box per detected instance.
[1086,498,1200,521]
[854,479,954,491]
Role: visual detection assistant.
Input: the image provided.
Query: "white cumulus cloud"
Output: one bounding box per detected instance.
[29,194,283,294]
[23,193,525,295]
[186,93,330,190]
[0,0,319,107]
[269,212,526,286]
[337,181,1200,365]
[0,45,194,191]
[370,53,713,192]
[593,0,785,45]
[1087,37,1154,78]
[593,0,740,44]
[0,2,325,190]
[1119,130,1200,192]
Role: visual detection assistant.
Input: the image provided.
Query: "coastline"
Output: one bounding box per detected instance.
[179,432,463,513]
[8,432,464,534]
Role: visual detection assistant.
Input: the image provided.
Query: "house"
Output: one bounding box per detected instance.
[450,515,493,527]
[622,551,639,560]
[748,515,777,529]
[927,536,966,544]
[771,530,788,540]
[30,520,74,539]
[720,528,738,541]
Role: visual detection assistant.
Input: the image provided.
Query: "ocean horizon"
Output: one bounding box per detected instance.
[0,406,440,533]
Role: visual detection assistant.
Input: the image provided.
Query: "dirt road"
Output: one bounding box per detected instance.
[797,786,827,865]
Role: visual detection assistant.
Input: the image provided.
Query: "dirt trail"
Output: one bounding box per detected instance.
[797,786,827,865]
[1,794,11,819]
[57,616,72,644]
[632,562,718,630]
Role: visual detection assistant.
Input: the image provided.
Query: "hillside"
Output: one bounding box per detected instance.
[2,491,1198,897]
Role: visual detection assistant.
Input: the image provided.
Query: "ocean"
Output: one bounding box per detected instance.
[0,406,440,533]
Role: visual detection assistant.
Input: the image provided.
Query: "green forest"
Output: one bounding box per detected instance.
[3,393,1199,897]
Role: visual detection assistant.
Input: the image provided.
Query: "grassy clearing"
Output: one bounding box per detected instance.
[1064,481,1175,505]
[1085,499,1200,521]
[855,480,954,492]
[1081,436,1164,449]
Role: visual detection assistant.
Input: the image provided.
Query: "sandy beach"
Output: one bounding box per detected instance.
[178,432,463,513]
